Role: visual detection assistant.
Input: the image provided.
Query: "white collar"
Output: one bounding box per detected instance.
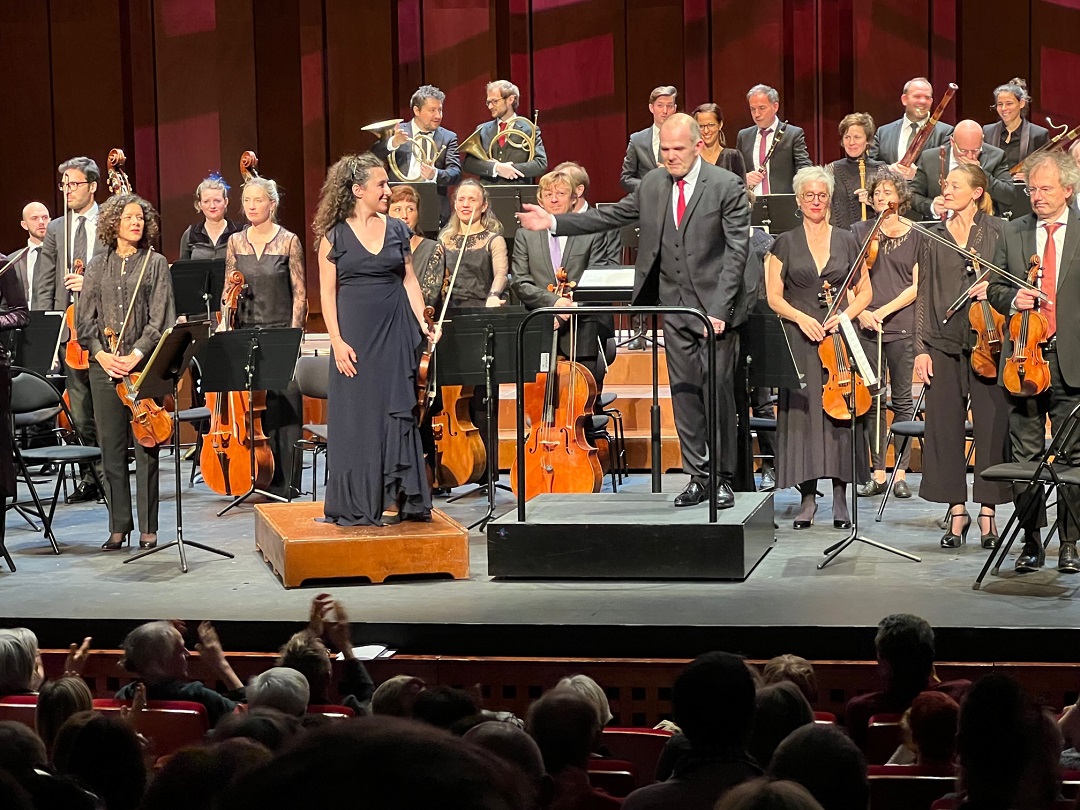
[903,113,927,128]
[74,202,99,223]
[757,119,778,134]
[675,157,703,186]
[26,237,42,251]
[1040,208,1070,228]
[411,118,433,135]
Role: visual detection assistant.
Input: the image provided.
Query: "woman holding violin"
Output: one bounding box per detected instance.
[388,184,445,307]
[827,113,885,231]
[913,164,1011,550]
[77,194,175,550]
[692,104,746,181]
[314,153,438,526]
[222,174,306,499]
[766,166,872,530]
[983,79,1048,177]
[178,174,241,260]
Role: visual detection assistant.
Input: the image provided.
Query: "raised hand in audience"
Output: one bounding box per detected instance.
[196,621,244,690]
[64,636,92,677]
[307,592,335,638]
[325,601,355,661]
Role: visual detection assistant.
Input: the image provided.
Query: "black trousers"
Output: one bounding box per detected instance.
[89,364,159,534]
[920,347,1011,506]
[1008,349,1080,543]
[664,313,739,483]
[857,335,915,474]
[63,354,99,485]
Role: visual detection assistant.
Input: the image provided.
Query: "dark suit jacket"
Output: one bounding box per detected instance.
[989,210,1080,387]
[553,161,751,327]
[870,117,953,164]
[735,123,812,194]
[461,117,547,183]
[34,211,107,311]
[910,144,1017,219]
[982,119,1050,166]
[621,127,657,194]
[371,122,461,223]
[7,246,31,302]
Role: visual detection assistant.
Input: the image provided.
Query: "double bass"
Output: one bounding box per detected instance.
[1002,255,1051,397]
[510,270,603,500]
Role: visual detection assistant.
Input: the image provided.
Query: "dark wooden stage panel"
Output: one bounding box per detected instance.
[487,492,774,580]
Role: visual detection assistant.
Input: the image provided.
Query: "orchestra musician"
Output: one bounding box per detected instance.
[553,162,593,212]
[11,202,50,302]
[913,165,1010,551]
[314,153,438,526]
[737,84,812,195]
[693,103,747,181]
[35,157,107,505]
[77,194,175,551]
[178,174,241,261]
[462,80,547,184]
[871,78,954,173]
[370,85,461,225]
[910,120,1017,219]
[388,184,444,308]
[765,166,871,530]
[511,169,621,392]
[827,113,885,231]
[988,150,1080,574]
[853,169,920,499]
[518,113,751,511]
[621,86,678,194]
[222,175,307,499]
[982,79,1048,178]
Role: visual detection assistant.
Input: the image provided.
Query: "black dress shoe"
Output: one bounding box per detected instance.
[759,467,776,492]
[893,480,912,499]
[834,519,852,530]
[626,337,644,351]
[1015,539,1046,573]
[857,480,883,497]
[1059,542,1080,574]
[674,481,707,507]
[716,482,735,510]
[68,482,101,504]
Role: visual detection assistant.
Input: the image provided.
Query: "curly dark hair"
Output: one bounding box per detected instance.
[96,194,161,250]
[312,153,385,245]
[867,166,913,215]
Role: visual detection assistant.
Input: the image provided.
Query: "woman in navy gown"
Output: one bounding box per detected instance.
[314,153,440,526]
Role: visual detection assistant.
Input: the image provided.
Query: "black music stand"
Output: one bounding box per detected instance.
[487,185,540,243]
[123,322,230,572]
[439,308,544,530]
[170,259,225,320]
[14,312,64,376]
[201,327,303,516]
[752,194,800,233]
[389,182,440,235]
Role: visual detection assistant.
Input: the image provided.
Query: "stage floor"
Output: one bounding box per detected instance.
[2,462,1078,662]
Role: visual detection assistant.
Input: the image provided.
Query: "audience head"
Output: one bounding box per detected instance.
[35,676,93,757]
[20,202,51,244]
[0,629,42,695]
[0,721,47,779]
[120,620,187,683]
[672,651,757,750]
[873,613,935,699]
[747,681,815,768]
[465,721,551,810]
[276,631,332,704]
[412,685,480,731]
[769,724,868,810]
[53,712,146,810]
[139,738,272,810]
[247,667,310,717]
[717,778,826,810]
[555,674,612,727]
[372,674,426,717]
[762,655,818,704]
[907,691,959,766]
[212,709,303,752]
[526,689,600,775]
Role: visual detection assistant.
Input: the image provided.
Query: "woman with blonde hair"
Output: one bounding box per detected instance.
[178,173,241,260]
[438,179,508,309]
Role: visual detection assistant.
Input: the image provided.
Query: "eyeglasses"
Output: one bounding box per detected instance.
[58,181,90,192]
[484,99,504,108]
[951,140,982,158]
[800,192,829,203]
[698,123,719,131]
[1023,185,1059,197]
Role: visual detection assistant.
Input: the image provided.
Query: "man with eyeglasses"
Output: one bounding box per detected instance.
[621,86,678,194]
[462,79,547,185]
[35,156,105,504]
[910,120,1016,219]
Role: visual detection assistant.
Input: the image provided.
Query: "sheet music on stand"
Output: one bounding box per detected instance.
[574,266,636,303]
[487,185,540,242]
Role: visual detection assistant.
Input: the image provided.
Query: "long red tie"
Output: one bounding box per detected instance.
[1043,222,1062,337]
[758,128,772,194]
[497,120,508,148]
[676,179,687,228]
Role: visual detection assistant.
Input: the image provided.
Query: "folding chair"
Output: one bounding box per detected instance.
[973,401,1080,589]
[293,355,329,501]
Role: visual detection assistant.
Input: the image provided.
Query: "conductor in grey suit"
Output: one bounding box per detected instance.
[870,77,953,176]
[621,86,678,194]
[736,85,812,195]
[461,79,547,184]
[370,85,461,226]
[518,114,751,510]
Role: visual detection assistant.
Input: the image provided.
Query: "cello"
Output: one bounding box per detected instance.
[1002,255,1051,397]
[510,270,603,500]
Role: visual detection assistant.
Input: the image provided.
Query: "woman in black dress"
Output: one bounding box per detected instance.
[827,113,885,231]
[315,153,439,526]
[0,246,30,568]
[178,174,241,261]
[440,180,508,309]
[388,184,445,308]
[692,103,746,181]
[221,176,306,499]
[765,166,872,529]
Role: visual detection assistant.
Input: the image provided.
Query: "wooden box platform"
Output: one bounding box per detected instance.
[254,502,470,589]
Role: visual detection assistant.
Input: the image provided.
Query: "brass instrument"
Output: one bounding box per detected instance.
[1008,117,1080,176]
[460,110,540,162]
[362,118,446,181]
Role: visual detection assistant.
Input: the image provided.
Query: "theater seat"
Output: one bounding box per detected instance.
[587,758,638,798]
[600,727,672,787]
[306,704,355,718]
[92,699,209,755]
[866,713,904,765]
[814,711,837,724]
[868,765,955,810]
[0,695,39,728]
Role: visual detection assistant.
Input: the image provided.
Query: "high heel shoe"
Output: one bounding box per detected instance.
[978,510,999,549]
[940,512,971,549]
[139,533,158,550]
[793,507,817,530]
[101,533,130,551]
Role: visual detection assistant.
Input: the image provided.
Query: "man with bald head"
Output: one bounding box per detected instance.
[871,77,954,169]
[10,202,50,303]
[911,119,1017,219]
[518,113,750,509]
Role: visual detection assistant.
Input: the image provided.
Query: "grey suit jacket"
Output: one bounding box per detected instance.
[870,118,953,164]
[553,161,751,327]
[461,117,547,183]
[910,144,1017,219]
[35,212,107,311]
[735,123,812,194]
[620,127,657,194]
[988,210,1080,387]
[370,122,461,223]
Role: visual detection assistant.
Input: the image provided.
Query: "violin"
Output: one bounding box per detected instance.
[431,385,486,488]
[63,259,89,370]
[103,327,173,448]
[1002,255,1051,397]
[818,281,872,420]
[511,270,603,500]
[967,256,1006,380]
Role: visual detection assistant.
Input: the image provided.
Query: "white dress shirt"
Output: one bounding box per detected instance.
[651,125,661,164]
[896,114,928,161]
[671,157,703,227]
[25,238,42,297]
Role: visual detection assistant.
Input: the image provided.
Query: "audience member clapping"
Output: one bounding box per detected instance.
[715,778,826,810]
[52,712,147,810]
[465,720,553,810]
[371,673,427,717]
[138,738,272,810]
[768,725,868,810]
[34,675,93,760]
[626,652,761,810]
[247,666,310,717]
[761,655,819,706]
[746,681,814,769]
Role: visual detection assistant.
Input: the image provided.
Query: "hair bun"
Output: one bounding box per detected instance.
[1010,77,1028,89]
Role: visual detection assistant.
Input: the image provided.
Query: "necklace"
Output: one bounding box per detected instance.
[116,247,137,259]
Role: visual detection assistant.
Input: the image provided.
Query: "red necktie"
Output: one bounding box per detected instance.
[1043,222,1062,337]
[497,120,508,147]
[676,179,687,227]
[758,128,772,194]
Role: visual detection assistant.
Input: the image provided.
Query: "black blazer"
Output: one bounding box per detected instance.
[621,127,658,194]
[461,117,547,183]
[982,119,1050,166]
[870,118,953,165]
[553,161,752,327]
[989,210,1080,387]
[6,246,31,301]
[34,211,108,311]
[735,123,812,194]
[371,122,461,223]
[910,144,1017,219]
